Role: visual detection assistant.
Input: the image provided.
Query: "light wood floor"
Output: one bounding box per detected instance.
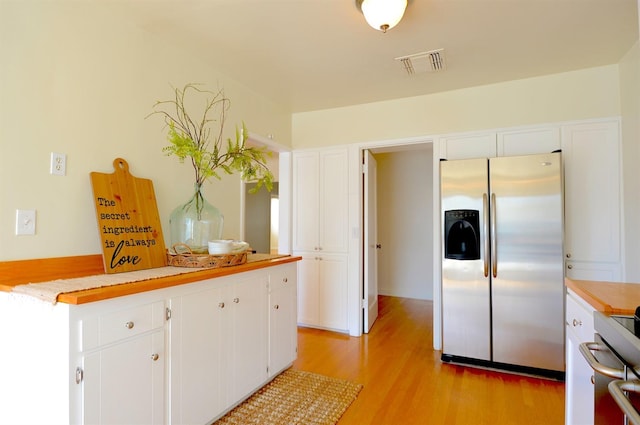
[292,295,565,425]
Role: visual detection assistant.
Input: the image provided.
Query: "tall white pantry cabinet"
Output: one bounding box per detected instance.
[0,262,298,425]
[293,148,349,331]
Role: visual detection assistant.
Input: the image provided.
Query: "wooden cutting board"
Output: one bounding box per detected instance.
[90,158,167,274]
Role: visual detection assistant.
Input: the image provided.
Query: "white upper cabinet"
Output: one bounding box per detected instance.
[293,148,349,253]
[497,127,561,156]
[440,133,497,160]
[440,126,561,160]
[562,120,623,281]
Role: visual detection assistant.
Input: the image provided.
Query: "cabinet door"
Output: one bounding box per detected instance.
[562,121,622,280]
[319,149,349,253]
[296,254,348,331]
[296,254,320,326]
[169,285,225,425]
[318,254,348,331]
[497,127,560,156]
[565,290,596,425]
[440,133,497,159]
[83,330,164,425]
[292,152,320,252]
[223,276,268,405]
[292,148,349,254]
[269,264,298,377]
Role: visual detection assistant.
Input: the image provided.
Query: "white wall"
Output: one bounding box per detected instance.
[0,2,291,261]
[620,41,640,282]
[376,149,433,300]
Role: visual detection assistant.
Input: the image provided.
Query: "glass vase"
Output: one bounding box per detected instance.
[169,184,224,254]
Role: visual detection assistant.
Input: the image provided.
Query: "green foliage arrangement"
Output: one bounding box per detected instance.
[148,83,273,193]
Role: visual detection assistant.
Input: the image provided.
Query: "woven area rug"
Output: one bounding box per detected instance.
[215,369,363,425]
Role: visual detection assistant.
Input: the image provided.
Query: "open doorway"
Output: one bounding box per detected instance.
[244,182,279,254]
[241,133,289,255]
[362,142,434,334]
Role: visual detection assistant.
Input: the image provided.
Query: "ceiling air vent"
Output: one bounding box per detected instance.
[395,48,446,75]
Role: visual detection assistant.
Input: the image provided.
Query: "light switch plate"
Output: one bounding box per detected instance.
[16,209,36,235]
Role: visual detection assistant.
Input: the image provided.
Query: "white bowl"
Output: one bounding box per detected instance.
[208,240,233,255]
[230,240,250,253]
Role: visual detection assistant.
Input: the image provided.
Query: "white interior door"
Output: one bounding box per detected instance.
[364,150,378,333]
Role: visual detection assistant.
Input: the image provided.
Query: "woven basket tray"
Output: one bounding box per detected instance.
[167,244,248,268]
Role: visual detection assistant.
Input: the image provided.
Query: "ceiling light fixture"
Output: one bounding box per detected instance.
[356,0,408,33]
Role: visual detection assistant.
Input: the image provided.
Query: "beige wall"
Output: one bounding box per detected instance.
[0,2,291,261]
[292,65,621,149]
[620,41,640,281]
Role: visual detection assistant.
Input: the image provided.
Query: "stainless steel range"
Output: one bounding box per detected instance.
[581,309,640,424]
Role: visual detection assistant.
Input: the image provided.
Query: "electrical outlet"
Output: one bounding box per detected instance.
[16,209,36,235]
[50,152,66,176]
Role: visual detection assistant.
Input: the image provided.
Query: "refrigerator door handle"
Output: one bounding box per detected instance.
[483,193,489,278]
[491,193,497,278]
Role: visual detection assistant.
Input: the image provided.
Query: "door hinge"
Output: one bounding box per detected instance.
[75,367,84,384]
[361,298,366,309]
[165,307,172,321]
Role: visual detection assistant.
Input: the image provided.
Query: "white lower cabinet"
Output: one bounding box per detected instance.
[83,330,165,424]
[296,253,348,331]
[81,300,166,425]
[221,275,269,406]
[269,263,298,378]
[169,284,225,424]
[0,262,298,425]
[170,273,269,423]
[565,288,596,425]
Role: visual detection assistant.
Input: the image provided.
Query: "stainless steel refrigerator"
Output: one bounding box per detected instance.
[440,152,564,375]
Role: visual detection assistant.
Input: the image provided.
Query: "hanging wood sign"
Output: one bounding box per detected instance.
[90,158,167,273]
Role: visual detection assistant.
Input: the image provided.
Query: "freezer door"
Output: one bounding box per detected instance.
[441,158,491,361]
[489,152,564,372]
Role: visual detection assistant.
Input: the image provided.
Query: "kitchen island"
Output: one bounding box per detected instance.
[0,253,300,425]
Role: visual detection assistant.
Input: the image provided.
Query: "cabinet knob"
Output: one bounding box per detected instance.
[566,253,572,258]
[274,304,280,310]
[591,375,595,385]
[572,318,582,327]
[151,353,159,361]
[218,302,225,309]
[283,277,288,283]
[233,297,240,304]
[568,265,573,270]
[125,321,134,329]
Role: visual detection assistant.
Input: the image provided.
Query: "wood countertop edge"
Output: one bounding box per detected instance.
[565,278,639,315]
[565,278,614,312]
[1,255,301,305]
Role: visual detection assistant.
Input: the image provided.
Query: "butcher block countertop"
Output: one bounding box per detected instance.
[0,253,301,305]
[566,278,640,315]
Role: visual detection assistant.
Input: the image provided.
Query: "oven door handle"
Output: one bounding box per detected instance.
[579,342,625,379]
[609,379,640,425]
